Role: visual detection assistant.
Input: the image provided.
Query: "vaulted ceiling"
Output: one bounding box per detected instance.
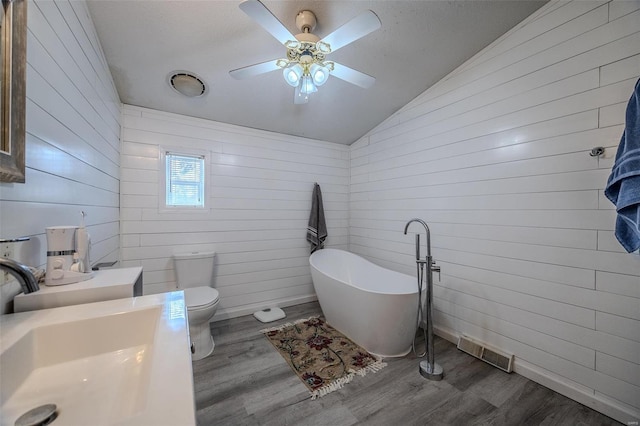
[87,0,547,145]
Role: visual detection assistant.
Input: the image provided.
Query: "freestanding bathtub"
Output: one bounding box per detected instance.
[309,249,418,358]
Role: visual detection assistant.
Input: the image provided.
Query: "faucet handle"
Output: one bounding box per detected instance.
[431,262,441,282]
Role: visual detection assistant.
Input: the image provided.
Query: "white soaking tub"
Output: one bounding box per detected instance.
[309,249,418,357]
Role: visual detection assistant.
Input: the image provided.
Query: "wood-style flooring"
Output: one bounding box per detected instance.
[193,302,620,425]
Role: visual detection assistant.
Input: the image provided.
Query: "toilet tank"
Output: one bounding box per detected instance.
[173,251,216,289]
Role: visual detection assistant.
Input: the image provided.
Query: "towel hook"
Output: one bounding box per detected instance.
[590,147,605,157]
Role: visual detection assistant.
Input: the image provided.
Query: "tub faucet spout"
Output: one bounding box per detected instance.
[403,218,443,381]
[0,257,39,294]
[404,218,431,260]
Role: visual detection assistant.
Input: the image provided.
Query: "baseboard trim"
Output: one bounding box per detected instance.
[433,326,639,424]
[212,295,318,322]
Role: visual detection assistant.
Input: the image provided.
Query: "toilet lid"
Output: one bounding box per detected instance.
[184,287,219,309]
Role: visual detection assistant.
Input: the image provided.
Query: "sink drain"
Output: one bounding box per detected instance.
[14,404,58,426]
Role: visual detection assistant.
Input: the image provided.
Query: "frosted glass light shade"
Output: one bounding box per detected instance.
[300,75,318,94]
[283,65,303,87]
[310,63,330,86]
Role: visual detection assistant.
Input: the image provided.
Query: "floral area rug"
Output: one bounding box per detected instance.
[261,317,386,399]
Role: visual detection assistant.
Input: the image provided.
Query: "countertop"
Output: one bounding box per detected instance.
[13,267,143,313]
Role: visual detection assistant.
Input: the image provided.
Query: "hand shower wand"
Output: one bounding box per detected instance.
[404,218,443,381]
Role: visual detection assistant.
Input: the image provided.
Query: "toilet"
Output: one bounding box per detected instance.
[173,251,219,361]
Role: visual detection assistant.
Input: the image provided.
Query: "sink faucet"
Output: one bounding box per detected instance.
[0,258,39,294]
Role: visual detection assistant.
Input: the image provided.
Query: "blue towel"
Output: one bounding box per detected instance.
[605,78,640,253]
[307,183,327,254]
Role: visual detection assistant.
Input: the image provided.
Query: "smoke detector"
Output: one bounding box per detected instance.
[168,71,207,97]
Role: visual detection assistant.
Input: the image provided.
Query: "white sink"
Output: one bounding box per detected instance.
[0,292,195,425]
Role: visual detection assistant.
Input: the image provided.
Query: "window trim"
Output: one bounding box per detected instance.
[159,146,210,213]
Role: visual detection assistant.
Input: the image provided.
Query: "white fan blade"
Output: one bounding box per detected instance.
[239,0,296,46]
[331,62,375,89]
[230,59,281,80]
[321,10,381,53]
[294,85,309,104]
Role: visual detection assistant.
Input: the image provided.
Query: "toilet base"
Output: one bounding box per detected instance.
[189,319,215,361]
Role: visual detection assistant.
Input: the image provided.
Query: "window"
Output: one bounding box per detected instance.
[160,148,208,210]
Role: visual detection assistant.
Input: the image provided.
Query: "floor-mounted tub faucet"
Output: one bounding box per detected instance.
[404,218,443,381]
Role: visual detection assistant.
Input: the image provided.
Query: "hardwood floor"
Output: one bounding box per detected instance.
[193,302,620,425]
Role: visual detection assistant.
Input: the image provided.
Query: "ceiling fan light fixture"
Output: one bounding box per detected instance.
[283,65,303,87]
[231,1,382,104]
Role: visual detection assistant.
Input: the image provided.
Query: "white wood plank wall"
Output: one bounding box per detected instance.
[0,0,120,314]
[120,105,349,319]
[349,1,640,423]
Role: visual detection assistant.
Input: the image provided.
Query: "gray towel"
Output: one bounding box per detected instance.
[307,183,327,253]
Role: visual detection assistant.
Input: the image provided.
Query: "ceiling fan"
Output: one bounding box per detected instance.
[229,0,381,104]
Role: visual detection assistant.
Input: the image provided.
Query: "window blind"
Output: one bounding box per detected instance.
[165,152,205,207]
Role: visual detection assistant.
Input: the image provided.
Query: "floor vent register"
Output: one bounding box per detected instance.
[457,335,514,373]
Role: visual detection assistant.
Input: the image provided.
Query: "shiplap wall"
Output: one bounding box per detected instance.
[0,0,120,314]
[120,105,349,319]
[350,0,639,423]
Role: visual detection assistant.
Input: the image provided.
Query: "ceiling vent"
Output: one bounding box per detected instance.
[457,335,514,373]
[168,71,207,97]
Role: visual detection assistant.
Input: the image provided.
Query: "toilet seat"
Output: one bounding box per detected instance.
[184,287,219,310]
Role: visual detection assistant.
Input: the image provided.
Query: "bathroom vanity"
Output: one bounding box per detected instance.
[13,267,143,313]
[1,291,195,425]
